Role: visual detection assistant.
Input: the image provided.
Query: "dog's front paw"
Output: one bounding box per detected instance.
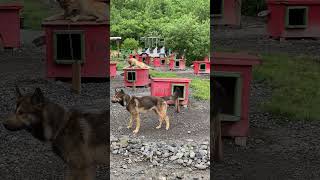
[133,129,139,134]
[156,125,161,129]
[165,126,169,130]
[127,125,132,129]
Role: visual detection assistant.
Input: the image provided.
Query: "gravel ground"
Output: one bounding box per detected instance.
[0,31,109,179]
[213,16,320,58]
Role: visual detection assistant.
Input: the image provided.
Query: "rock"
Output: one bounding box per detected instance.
[200,145,208,150]
[195,163,207,170]
[168,146,176,153]
[184,152,190,158]
[190,151,195,158]
[176,152,184,159]
[110,135,118,142]
[169,156,178,161]
[130,138,141,144]
[119,136,129,148]
[162,152,170,158]
[122,164,128,169]
[176,172,184,179]
[177,159,184,164]
[112,150,118,154]
[202,141,209,145]
[187,131,191,134]
[199,150,207,157]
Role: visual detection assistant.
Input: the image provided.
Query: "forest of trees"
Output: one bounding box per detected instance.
[110,0,210,63]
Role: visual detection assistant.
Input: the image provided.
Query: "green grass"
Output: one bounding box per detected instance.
[190,78,210,100]
[253,54,320,121]
[0,0,58,30]
[149,70,178,78]
[116,60,125,70]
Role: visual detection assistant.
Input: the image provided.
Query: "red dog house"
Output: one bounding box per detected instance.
[123,67,149,87]
[0,3,23,48]
[211,0,242,27]
[267,0,320,39]
[211,52,261,145]
[130,53,140,60]
[42,20,109,78]
[169,58,186,71]
[159,57,167,67]
[110,61,117,78]
[193,61,211,74]
[139,52,151,65]
[152,57,161,67]
[150,77,191,106]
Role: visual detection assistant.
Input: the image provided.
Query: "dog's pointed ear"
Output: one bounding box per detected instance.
[31,87,44,105]
[15,85,22,98]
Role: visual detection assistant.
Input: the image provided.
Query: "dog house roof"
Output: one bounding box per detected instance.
[0,2,23,10]
[151,77,191,83]
[211,52,261,66]
[42,19,109,26]
[193,61,210,63]
[267,0,320,5]
[123,67,149,70]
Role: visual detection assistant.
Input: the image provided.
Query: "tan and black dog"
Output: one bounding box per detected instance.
[111,88,169,134]
[126,57,152,69]
[2,87,108,180]
[45,0,109,22]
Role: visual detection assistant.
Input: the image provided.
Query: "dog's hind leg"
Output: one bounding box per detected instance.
[164,115,170,130]
[127,114,133,129]
[132,113,140,134]
[160,104,170,130]
[153,109,163,129]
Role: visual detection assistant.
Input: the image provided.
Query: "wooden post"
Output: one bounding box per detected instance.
[116,40,120,58]
[213,113,223,162]
[72,61,81,94]
[175,98,180,113]
[133,80,136,92]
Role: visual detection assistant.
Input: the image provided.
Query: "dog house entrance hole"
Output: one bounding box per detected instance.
[200,63,206,71]
[161,59,166,65]
[213,72,242,122]
[171,84,185,100]
[127,71,136,82]
[211,0,223,16]
[54,31,84,64]
[175,61,180,68]
[142,57,146,63]
[286,6,308,28]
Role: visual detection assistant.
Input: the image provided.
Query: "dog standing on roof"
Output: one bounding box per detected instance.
[111,88,170,134]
